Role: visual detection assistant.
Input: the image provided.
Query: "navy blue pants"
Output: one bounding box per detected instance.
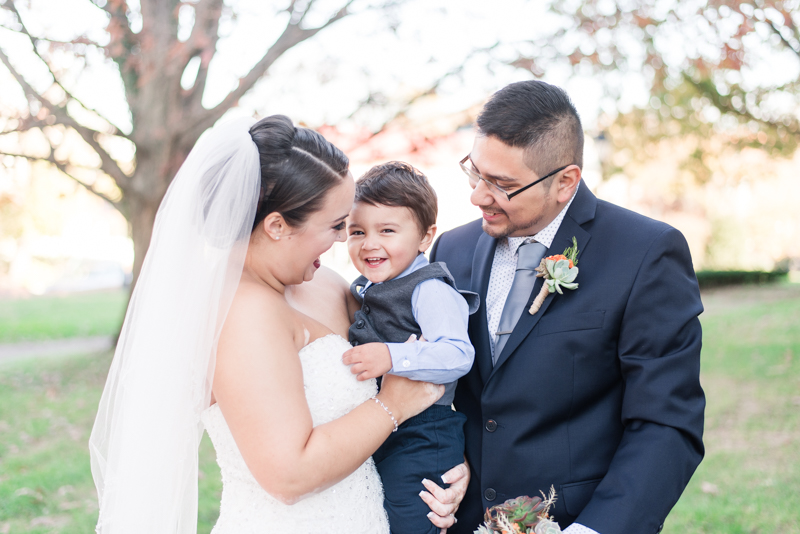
[373,404,467,534]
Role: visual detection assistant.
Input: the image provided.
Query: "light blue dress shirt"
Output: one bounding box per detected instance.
[359,254,474,385]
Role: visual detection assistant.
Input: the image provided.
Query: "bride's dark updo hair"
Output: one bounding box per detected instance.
[249,115,349,230]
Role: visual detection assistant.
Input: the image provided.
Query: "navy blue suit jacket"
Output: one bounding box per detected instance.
[430,182,705,534]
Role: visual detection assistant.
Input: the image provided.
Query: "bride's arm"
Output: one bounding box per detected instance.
[213,285,440,505]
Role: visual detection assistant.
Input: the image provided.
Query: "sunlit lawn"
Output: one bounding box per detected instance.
[0,290,128,343]
[0,351,222,534]
[663,283,800,534]
[0,283,798,533]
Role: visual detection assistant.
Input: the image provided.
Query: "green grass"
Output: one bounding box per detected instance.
[663,282,800,534]
[0,283,797,533]
[0,290,128,343]
[0,352,222,533]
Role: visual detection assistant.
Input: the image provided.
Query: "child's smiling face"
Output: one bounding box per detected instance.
[346,202,436,284]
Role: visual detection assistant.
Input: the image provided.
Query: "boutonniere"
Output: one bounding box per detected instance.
[528,237,580,315]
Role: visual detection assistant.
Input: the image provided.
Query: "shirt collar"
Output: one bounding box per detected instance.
[360,253,429,294]
[506,181,580,254]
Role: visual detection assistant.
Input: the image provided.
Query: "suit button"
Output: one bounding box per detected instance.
[355,319,365,329]
[351,341,359,347]
[485,419,497,432]
[364,305,370,314]
[484,488,496,501]
[657,524,664,533]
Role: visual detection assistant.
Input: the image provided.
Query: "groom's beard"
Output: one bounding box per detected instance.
[478,192,551,239]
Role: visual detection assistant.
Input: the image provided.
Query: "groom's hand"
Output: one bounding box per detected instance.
[342,343,392,381]
[420,462,470,533]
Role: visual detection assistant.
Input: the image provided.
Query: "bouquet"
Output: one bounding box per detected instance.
[474,486,561,534]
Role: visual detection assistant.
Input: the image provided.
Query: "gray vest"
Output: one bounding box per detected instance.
[348,261,478,406]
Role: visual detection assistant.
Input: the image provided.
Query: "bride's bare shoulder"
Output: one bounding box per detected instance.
[305,265,350,294]
[286,266,353,337]
[222,280,296,344]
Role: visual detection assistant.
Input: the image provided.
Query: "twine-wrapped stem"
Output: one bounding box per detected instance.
[528,258,551,315]
[528,283,550,315]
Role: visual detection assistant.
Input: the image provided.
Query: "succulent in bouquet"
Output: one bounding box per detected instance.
[474,487,561,534]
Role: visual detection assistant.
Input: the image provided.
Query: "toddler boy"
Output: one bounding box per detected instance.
[343,161,478,534]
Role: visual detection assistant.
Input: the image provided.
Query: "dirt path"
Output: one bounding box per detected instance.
[0,282,796,365]
[700,281,800,316]
[0,336,114,364]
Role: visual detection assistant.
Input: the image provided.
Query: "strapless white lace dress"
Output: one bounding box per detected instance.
[201,334,390,533]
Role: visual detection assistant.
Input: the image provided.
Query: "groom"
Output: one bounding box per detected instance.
[430,81,705,534]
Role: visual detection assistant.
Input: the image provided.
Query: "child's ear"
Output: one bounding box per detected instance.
[418,224,437,253]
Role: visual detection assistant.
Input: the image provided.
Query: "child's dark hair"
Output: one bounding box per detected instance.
[355,161,437,236]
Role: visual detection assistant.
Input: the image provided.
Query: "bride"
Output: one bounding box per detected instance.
[89,115,466,533]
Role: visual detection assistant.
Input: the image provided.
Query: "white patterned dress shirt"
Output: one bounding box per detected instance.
[486,183,579,356]
[483,184,599,534]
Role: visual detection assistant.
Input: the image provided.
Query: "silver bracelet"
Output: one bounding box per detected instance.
[371,396,398,432]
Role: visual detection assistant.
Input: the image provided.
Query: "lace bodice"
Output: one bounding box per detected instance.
[201,334,389,533]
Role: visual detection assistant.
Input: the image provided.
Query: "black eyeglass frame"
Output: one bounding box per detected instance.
[459,155,571,201]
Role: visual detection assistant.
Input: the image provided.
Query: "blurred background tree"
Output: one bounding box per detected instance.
[514,0,800,178]
[1,0,798,295]
[0,0,394,288]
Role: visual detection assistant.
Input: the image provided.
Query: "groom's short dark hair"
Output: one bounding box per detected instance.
[477,81,584,177]
[355,161,437,236]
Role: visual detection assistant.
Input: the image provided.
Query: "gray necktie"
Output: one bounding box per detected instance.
[493,240,548,363]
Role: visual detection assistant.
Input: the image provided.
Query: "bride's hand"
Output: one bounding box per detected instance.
[419,461,470,533]
[376,374,443,424]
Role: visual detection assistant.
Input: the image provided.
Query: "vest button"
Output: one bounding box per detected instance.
[485,419,497,432]
[364,305,371,314]
[355,319,365,329]
[351,340,359,346]
[484,488,496,501]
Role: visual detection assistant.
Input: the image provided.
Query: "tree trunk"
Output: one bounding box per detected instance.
[128,193,159,297]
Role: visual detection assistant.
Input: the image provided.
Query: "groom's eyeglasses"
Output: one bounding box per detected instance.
[459,155,570,201]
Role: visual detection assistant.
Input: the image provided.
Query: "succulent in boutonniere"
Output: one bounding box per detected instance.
[528,237,580,315]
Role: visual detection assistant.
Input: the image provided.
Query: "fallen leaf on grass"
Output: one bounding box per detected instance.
[56,485,74,496]
[701,481,720,495]
[14,487,44,501]
[30,515,69,528]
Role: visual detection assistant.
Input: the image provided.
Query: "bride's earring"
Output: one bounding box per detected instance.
[262,213,286,242]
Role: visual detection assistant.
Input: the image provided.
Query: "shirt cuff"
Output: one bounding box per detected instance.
[563,523,600,534]
[386,341,415,372]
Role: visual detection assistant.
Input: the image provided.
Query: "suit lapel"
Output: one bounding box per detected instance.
[488,182,597,381]
[470,231,497,384]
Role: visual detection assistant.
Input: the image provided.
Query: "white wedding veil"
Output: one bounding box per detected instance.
[89,118,260,533]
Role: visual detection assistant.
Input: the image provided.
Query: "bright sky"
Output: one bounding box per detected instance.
[0,0,644,135]
[1,0,797,291]
[2,0,796,133]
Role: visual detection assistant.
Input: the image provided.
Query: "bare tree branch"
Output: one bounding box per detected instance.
[764,16,800,60]
[3,0,130,137]
[345,42,499,148]
[0,46,132,187]
[181,0,223,110]
[0,150,120,207]
[94,0,140,101]
[184,0,355,138]
[0,23,103,47]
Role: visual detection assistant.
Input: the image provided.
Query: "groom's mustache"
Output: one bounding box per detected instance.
[478,203,506,217]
